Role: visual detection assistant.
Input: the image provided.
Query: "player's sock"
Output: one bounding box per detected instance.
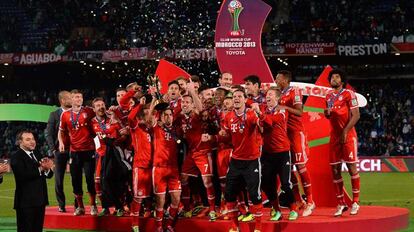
[95,180,103,205]
[237,192,247,215]
[220,179,226,197]
[155,208,164,228]
[250,203,263,231]
[351,173,360,203]
[291,172,303,202]
[89,193,96,206]
[227,201,239,230]
[298,166,313,203]
[132,198,141,226]
[181,180,191,211]
[166,205,179,227]
[333,178,345,205]
[75,194,84,208]
[206,183,216,212]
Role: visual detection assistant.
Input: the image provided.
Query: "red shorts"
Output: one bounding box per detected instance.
[329,135,358,165]
[288,130,309,165]
[181,150,213,177]
[152,166,181,194]
[132,167,152,198]
[217,149,232,179]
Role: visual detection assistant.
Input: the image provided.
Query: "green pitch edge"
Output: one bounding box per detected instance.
[309,136,330,148]
[304,106,324,113]
[304,106,329,147]
[0,104,57,123]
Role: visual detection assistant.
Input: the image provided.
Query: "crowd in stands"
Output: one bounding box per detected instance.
[356,80,414,156]
[1,0,414,53]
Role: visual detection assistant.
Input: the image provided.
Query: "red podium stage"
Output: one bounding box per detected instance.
[44,206,409,232]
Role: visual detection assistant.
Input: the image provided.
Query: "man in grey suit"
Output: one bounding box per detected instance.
[45,90,72,212]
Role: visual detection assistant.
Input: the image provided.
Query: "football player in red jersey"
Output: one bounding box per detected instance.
[259,87,298,221]
[218,72,233,89]
[91,98,129,216]
[121,83,155,232]
[275,70,315,217]
[324,69,361,217]
[209,87,232,218]
[244,75,266,105]
[58,89,97,216]
[163,80,182,118]
[178,81,217,221]
[150,103,182,232]
[217,88,264,232]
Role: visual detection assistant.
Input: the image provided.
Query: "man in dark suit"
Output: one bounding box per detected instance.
[11,130,54,232]
[45,90,71,212]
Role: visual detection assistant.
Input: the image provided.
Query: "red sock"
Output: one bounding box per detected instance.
[155,208,164,228]
[333,178,345,205]
[298,166,313,203]
[291,172,303,202]
[89,193,96,206]
[351,173,360,203]
[220,179,226,197]
[75,195,84,208]
[132,199,141,226]
[206,184,216,212]
[226,202,239,230]
[181,181,191,210]
[166,206,178,227]
[237,192,247,215]
[250,203,263,231]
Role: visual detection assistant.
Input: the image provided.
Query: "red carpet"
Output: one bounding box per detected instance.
[44,206,409,232]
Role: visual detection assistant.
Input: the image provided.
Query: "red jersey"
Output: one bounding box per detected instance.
[279,86,304,132]
[326,88,359,137]
[246,92,266,107]
[261,105,290,153]
[210,107,232,150]
[112,106,130,126]
[222,109,263,160]
[169,98,182,118]
[177,112,212,153]
[153,125,179,167]
[91,116,122,156]
[128,104,153,168]
[59,107,95,152]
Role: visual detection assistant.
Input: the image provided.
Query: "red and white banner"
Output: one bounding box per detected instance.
[0,53,13,63]
[390,43,414,53]
[102,47,148,62]
[12,53,63,65]
[281,43,336,56]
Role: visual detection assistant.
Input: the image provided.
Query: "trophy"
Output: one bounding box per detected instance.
[228,0,244,36]
[147,75,163,103]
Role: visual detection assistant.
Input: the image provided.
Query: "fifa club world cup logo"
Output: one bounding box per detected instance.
[228,0,244,36]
